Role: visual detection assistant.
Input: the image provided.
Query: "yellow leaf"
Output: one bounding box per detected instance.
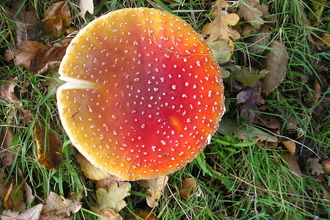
[202,0,240,47]
[96,181,131,213]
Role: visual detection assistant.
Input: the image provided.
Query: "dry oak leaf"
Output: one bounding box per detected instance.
[34,124,62,170]
[96,180,131,213]
[180,178,197,199]
[139,175,169,208]
[307,158,324,175]
[41,192,82,217]
[262,41,289,95]
[37,1,71,39]
[1,204,42,220]
[202,0,240,47]
[237,0,264,29]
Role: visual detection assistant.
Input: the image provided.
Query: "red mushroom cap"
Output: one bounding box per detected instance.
[57,8,225,180]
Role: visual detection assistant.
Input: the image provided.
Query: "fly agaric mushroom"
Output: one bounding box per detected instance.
[57,8,225,180]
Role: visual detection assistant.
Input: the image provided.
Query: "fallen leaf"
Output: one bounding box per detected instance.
[1,204,42,220]
[37,1,71,39]
[314,33,330,50]
[28,44,67,74]
[41,192,82,217]
[0,127,14,167]
[5,2,39,43]
[80,0,94,19]
[0,173,8,197]
[246,25,271,54]
[98,208,123,220]
[139,175,169,208]
[96,180,131,213]
[253,114,281,130]
[238,126,278,143]
[208,41,233,64]
[281,140,296,155]
[5,41,43,68]
[35,124,62,170]
[237,80,265,123]
[307,0,327,26]
[262,41,289,95]
[226,65,268,87]
[202,0,240,47]
[4,181,24,210]
[76,154,121,181]
[180,178,197,199]
[307,158,324,175]
[237,0,264,29]
[283,153,301,178]
[0,76,32,123]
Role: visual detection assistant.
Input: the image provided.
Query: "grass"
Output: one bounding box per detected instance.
[0,0,330,219]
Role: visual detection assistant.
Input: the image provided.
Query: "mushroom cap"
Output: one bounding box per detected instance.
[57,8,225,180]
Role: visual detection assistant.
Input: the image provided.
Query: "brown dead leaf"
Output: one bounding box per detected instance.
[96,180,131,213]
[5,41,43,68]
[180,178,197,199]
[281,140,296,155]
[5,40,68,75]
[246,25,271,54]
[237,80,265,123]
[307,158,324,175]
[80,0,94,19]
[41,192,82,217]
[5,2,39,43]
[0,76,32,123]
[35,124,62,170]
[98,208,123,220]
[28,44,67,74]
[1,204,42,220]
[139,175,169,208]
[262,41,289,95]
[237,0,264,29]
[202,0,240,47]
[283,153,301,178]
[0,127,14,167]
[38,1,71,39]
[0,173,8,197]
[76,154,119,181]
